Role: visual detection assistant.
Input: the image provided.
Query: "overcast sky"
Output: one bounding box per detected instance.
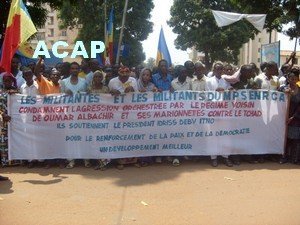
[142,0,296,65]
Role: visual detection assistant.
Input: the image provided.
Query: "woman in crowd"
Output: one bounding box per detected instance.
[88,70,111,170]
[137,68,157,92]
[279,72,300,164]
[137,68,158,166]
[0,73,19,167]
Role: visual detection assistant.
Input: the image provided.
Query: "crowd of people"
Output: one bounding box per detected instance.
[0,53,299,181]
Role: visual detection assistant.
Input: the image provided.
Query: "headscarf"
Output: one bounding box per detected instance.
[2,73,17,89]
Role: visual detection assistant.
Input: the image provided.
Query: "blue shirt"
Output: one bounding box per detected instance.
[152,72,173,91]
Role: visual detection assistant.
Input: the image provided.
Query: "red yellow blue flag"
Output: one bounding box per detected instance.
[0,0,37,72]
[107,8,114,65]
[156,27,172,66]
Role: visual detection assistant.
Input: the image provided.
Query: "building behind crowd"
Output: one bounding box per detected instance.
[281,50,300,66]
[239,30,278,66]
[30,5,80,63]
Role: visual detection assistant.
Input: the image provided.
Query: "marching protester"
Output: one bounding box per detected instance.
[34,57,61,95]
[20,68,39,97]
[184,60,195,79]
[27,61,36,73]
[19,68,41,168]
[254,61,280,163]
[60,62,91,169]
[223,64,235,76]
[58,62,71,80]
[191,62,206,91]
[88,70,109,94]
[170,65,192,166]
[254,61,280,90]
[171,65,191,91]
[278,51,296,86]
[137,68,157,92]
[205,62,233,167]
[88,70,111,170]
[108,66,138,95]
[249,62,259,77]
[230,65,259,164]
[279,72,300,164]
[34,57,63,168]
[85,59,102,85]
[137,68,157,166]
[78,59,91,79]
[0,73,18,168]
[152,59,173,92]
[0,56,25,89]
[152,59,173,164]
[104,67,113,86]
[108,66,140,170]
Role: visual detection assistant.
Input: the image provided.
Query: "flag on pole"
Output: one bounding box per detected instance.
[0,0,37,73]
[156,27,172,66]
[106,8,114,65]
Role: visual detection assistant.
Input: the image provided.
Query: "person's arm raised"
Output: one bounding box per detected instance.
[34,57,43,82]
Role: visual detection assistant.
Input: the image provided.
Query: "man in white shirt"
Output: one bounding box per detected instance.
[171,65,191,91]
[60,62,89,169]
[0,56,25,89]
[170,65,192,166]
[184,60,195,79]
[108,66,138,95]
[205,63,232,91]
[192,62,206,91]
[20,68,39,96]
[60,62,87,95]
[19,68,40,168]
[254,61,279,90]
[205,62,233,167]
[108,66,140,169]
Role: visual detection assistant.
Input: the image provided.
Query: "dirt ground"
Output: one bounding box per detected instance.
[0,160,300,225]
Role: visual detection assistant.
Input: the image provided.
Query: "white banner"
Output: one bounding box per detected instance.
[8,90,287,160]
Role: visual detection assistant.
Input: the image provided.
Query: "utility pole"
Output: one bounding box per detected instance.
[116,0,129,64]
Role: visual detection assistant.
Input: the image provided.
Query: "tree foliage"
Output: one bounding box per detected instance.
[169,0,300,68]
[234,0,299,35]
[59,0,154,67]
[168,0,258,68]
[146,57,155,69]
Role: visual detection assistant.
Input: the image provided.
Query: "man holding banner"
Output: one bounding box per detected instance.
[205,62,233,167]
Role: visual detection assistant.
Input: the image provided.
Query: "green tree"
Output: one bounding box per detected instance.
[59,0,154,67]
[233,0,299,42]
[168,0,258,69]
[146,57,155,69]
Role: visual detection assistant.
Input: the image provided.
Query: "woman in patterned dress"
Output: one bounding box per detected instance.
[0,73,19,167]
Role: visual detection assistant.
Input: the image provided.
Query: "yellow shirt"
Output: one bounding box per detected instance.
[36,76,60,95]
[78,71,87,79]
[297,81,300,87]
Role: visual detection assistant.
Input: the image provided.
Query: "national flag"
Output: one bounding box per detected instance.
[18,41,35,58]
[107,8,114,65]
[156,27,172,66]
[0,0,37,73]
